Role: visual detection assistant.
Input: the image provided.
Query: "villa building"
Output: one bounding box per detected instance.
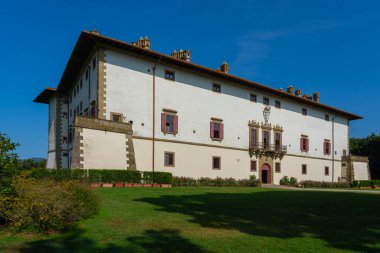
[34,30,370,184]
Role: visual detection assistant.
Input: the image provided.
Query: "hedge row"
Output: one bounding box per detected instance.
[279,176,298,186]
[300,180,351,188]
[352,180,380,188]
[27,168,172,184]
[172,175,260,187]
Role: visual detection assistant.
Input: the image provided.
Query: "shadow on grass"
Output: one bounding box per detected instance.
[11,228,207,253]
[136,190,380,252]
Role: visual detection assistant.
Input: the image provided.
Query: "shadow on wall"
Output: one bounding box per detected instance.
[11,229,208,253]
[135,190,380,253]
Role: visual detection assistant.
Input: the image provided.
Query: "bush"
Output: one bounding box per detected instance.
[289,177,298,186]
[280,176,290,185]
[172,175,259,187]
[142,171,172,184]
[0,177,99,232]
[352,180,380,188]
[300,180,350,188]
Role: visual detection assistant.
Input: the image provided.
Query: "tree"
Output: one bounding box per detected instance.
[350,133,380,180]
[0,132,19,193]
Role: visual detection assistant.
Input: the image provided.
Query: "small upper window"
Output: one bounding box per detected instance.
[165,70,175,81]
[302,108,307,116]
[275,100,281,108]
[164,152,175,167]
[250,93,257,102]
[263,97,270,105]
[212,83,221,93]
[325,114,330,121]
[112,113,122,122]
[212,156,221,170]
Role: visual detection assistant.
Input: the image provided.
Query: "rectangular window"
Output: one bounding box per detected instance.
[324,140,331,155]
[210,121,224,140]
[325,166,329,176]
[164,152,175,166]
[111,113,122,122]
[250,93,257,102]
[275,132,281,151]
[164,70,175,81]
[250,128,258,148]
[86,69,89,80]
[343,149,347,156]
[325,114,330,121]
[302,108,307,116]
[263,130,270,149]
[300,136,309,152]
[302,164,307,175]
[275,100,281,108]
[161,112,178,134]
[263,97,270,105]
[212,83,221,93]
[251,160,257,172]
[212,156,221,170]
[275,162,281,173]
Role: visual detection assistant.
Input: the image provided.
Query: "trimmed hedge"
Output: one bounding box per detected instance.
[279,176,298,186]
[352,180,380,188]
[300,180,350,188]
[26,168,171,184]
[172,175,260,187]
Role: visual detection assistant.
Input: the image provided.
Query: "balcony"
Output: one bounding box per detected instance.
[249,142,287,159]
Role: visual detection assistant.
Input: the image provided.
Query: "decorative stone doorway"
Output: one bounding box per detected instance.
[261,163,271,184]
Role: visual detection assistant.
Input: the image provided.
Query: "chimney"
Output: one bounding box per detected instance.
[295,88,302,96]
[220,61,229,73]
[286,85,294,94]
[313,92,320,103]
[133,35,151,49]
[171,49,191,62]
[90,29,100,35]
[279,88,283,92]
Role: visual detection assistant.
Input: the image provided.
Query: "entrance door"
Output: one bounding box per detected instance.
[261,164,271,184]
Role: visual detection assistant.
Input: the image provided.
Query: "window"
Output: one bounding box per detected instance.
[161,112,178,134]
[325,114,330,121]
[325,166,329,176]
[343,149,347,156]
[263,97,270,105]
[275,100,281,109]
[300,135,309,152]
[275,162,281,173]
[210,121,224,140]
[250,160,257,172]
[80,102,82,112]
[212,156,221,170]
[164,70,175,81]
[275,132,282,151]
[324,140,331,155]
[111,113,123,122]
[263,130,270,149]
[92,58,96,69]
[212,83,221,93]
[80,79,83,89]
[86,69,89,80]
[164,152,175,166]
[302,108,307,116]
[63,152,68,157]
[250,128,258,148]
[250,93,257,102]
[302,164,307,174]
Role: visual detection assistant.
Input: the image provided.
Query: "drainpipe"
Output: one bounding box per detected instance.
[332,116,336,182]
[152,57,162,172]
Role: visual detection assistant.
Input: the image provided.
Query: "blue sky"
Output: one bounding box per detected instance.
[0,0,379,159]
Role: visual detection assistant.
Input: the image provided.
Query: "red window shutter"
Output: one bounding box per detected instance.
[219,123,224,140]
[306,138,309,152]
[161,113,166,133]
[300,138,303,151]
[327,142,331,154]
[210,122,214,138]
[173,115,178,134]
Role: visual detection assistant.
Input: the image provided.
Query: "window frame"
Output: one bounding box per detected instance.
[325,114,330,121]
[212,83,221,93]
[250,160,257,172]
[275,162,281,173]
[302,164,307,175]
[161,110,178,135]
[263,97,270,105]
[212,156,221,170]
[250,93,257,102]
[110,112,123,122]
[274,131,282,152]
[275,100,281,109]
[300,135,309,152]
[302,108,308,116]
[164,152,175,167]
[325,166,329,176]
[164,69,175,81]
[249,127,259,148]
[262,129,270,150]
[324,140,331,155]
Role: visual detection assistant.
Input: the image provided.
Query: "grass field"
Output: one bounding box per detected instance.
[1,187,380,253]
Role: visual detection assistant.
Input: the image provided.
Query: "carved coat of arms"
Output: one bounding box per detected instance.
[263,106,271,123]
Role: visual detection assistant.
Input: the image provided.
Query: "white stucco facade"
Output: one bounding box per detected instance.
[36,31,368,184]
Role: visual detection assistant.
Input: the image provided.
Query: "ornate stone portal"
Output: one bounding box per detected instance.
[259,156,274,184]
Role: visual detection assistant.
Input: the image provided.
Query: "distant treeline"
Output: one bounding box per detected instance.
[350,133,380,180]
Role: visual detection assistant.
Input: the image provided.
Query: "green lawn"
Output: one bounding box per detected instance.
[1,187,380,253]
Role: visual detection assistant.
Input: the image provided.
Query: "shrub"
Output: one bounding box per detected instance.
[289,177,298,186]
[0,177,99,232]
[352,180,380,188]
[142,171,172,184]
[280,176,290,185]
[300,180,350,188]
[172,177,197,187]
[172,175,259,187]
[88,170,102,183]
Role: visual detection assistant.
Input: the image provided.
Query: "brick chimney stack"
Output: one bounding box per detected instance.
[171,49,191,62]
[313,92,320,103]
[220,62,229,73]
[286,85,294,94]
[132,36,151,49]
[295,88,302,96]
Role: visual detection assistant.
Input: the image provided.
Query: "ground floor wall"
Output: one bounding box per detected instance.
[133,138,343,184]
